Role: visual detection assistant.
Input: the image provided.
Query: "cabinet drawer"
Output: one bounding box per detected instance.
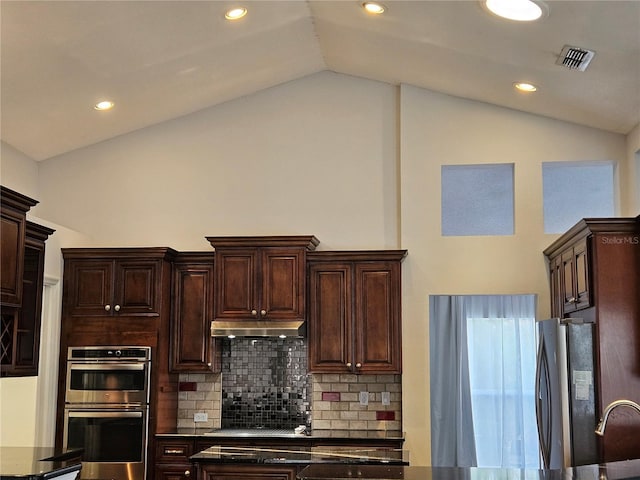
[156,440,194,463]
[155,464,194,480]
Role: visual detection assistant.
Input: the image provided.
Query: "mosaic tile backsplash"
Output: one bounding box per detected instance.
[221,337,311,429]
[176,338,403,432]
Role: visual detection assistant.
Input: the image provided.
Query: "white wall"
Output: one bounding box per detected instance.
[1,142,40,201]
[398,84,627,464]
[36,72,399,251]
[1,72,634,461]
[626,122,640,215]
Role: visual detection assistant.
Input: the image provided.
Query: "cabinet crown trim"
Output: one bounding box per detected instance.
[206,235,319,250]
[307,250,407,262]
[543,217,639,257]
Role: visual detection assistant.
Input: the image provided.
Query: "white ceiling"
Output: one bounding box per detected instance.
[1,1,639,161]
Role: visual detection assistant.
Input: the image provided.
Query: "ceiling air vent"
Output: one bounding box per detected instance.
[556,45,595,72]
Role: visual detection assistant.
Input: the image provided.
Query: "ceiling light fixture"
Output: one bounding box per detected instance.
[94,100,114,111]
[514,82,538,93]
[225,7,247,20]
[484,0,546,21]
[363,2,386,14]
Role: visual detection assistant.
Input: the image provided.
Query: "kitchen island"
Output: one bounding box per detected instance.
[155,429,406,480]
[0,447,82,480]
[190,445,408,480]
[297,459,640,480]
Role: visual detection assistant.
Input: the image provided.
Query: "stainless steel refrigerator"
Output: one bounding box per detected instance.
[535,317,599,469]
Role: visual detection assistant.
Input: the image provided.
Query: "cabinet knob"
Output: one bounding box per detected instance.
[104,304,111,312]
[114,304,121,312]
[184,470,191,477]
[260,309,267,316]
[356,363,362,368]
[251,309,258,317]
[346,362,352,368]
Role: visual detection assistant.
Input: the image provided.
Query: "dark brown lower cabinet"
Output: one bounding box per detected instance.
[197,464,298,480]
[155,464,195,480]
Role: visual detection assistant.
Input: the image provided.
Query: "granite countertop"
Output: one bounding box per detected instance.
[297,460,640,480]
[190,445,409,465]
[158,428,405,441]
[0,447,83,480]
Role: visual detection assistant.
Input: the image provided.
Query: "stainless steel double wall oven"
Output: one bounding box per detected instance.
[64,346,151,480]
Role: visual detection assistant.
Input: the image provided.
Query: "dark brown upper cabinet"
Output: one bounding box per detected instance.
[62,248,177,318]
[170,252,221,373]
[307,250,406,374]
[206,236,319,322]
[1,186,54,377]
[544,217,640,463]
[1,186,38,306]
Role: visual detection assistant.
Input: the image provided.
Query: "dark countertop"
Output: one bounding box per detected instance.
[157,428,404,441]
[0,447,83,480]
[297,460,640,480]
[190,445,409,465]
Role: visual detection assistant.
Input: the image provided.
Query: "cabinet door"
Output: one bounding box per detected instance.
[214,249,259,320]
[261,247,306,320]
[308,263,352,373]
[64,259,114,316]
[200,464,297,480]
[573,240,590,310]
[171,260,219,372]
[0,210,26,306]
[561,241,591,313]
[115,260,161,315]
[354,262,402,374]
[549,255,563,318]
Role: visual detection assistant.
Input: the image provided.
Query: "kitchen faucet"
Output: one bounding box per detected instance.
[595,399,640,436]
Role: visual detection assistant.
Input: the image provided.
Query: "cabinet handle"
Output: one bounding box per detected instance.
[104,304,111,312]
[251,309,258,317]
[184,470,191,477]
[114,304,121,312]
[356,363,362,368]
[260,309,267,316]
[567,297,576,303]
[346,362,352,368]
[164,448,186,455]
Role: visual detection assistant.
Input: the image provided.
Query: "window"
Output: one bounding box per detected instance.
[441,164,514,236]
[429,294,539,468]
[542,161,615,234]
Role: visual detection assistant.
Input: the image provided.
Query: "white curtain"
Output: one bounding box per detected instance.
[430,295,539,468]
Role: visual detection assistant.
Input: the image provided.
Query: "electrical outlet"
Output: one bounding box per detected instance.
[381,391,390,406]
[194,412,208,422]
[359,391,369,406]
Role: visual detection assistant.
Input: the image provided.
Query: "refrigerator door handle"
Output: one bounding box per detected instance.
[536,335,552,469]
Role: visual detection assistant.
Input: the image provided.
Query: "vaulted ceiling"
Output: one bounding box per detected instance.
[1,1,639,161]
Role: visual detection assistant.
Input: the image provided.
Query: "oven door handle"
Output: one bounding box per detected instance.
[68,363,146,371]
[67,411,144,418]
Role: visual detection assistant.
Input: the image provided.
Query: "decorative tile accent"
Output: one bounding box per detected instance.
[311,373,402,432]
[177,372,222,429]
[221,337,311,429]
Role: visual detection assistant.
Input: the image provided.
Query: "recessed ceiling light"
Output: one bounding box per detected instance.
[94,100,114,111]
[484,0,546,21]
[225,7,247,20]
[514,82,538,92]
[363,2,386,14]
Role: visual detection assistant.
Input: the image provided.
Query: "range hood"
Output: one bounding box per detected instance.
[210,320,306,338]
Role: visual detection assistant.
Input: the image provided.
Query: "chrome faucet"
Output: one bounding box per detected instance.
[595,399,640,436]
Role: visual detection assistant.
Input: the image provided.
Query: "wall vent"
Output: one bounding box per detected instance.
[556,45,595,72]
